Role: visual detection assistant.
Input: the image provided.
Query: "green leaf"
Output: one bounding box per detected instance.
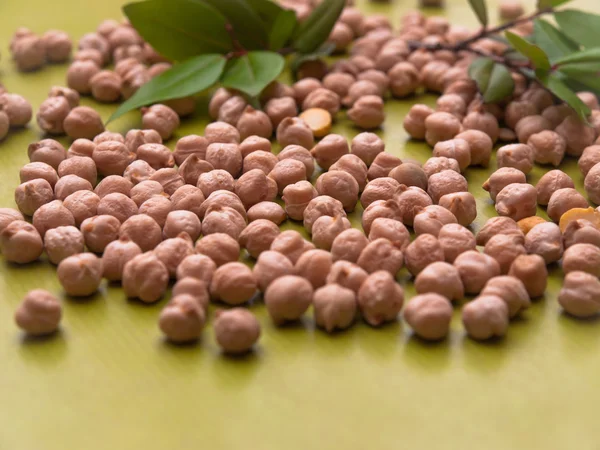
[537,72,591,121]
[537,0,573,8]
[468,58,515,103]
[555,48,600,66]
[559,62,600,76]
[269,9,297,50]
[290,42,335,77]
[467,0,488,27]
[555,9,600,49]
[198,0,268,50]
[123,0,232,60]
[108,54,226,122]
[532,19,579,62]
[561,71,600,94]
[293,0,345,54]
[505,31,551,70]
[246,0,285,28]
[221,51,285,97]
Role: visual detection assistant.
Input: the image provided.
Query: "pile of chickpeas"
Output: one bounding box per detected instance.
[4,0,600,355]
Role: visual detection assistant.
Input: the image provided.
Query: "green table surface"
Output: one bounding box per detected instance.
[1,0,599,449]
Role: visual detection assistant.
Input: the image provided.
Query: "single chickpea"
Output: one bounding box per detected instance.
[312,215,352,251]
[361,198,403,235]
[310,134,349,170]
[97,192,138,223]
[0,93,32,127]
[63,106,105,140]
[453,250,501,294]
[480,276,530,318]
[170,185,205,219]
[360,177,401,209]
[495,143,534,174]
[556,116,597,157]
[328,21,354,52]
[137,195,172,228]
[122,252,169,303]
[415,261,464,302]
[278,145,315,179]
[213,308,261,355]
[153,235,195,278]
[322,73,355,100]
[404,234,445,276]
[0,220,44,263]
[94,131,124,144]
[32,199,75,237]
[313,284,358,332]
[94,176,132,200]
[28,139,66,170]
[421,60,451,93]
[348,95,386,129]
[315,171,360,212]
[239,219,280,259]
[437,223,476,263]
[124,129,162,154]
[282,180,318,221]
[58,156,97,187]
[343,80,381,107]
[135,143,174,170]
[12,35,46,71]
[269,159,308,194]
[158,295,205,343]
[356,270,403,326]
[101,235,142,281]
[388,62,420,98]
[562,243,600,278]
[205,143,243,178]
[67,139,95,159]
[436,93,467,119]
[508,254,547,298]
[141,104,179,140]
[252,250,295,292]
[585,162,600,205]
[20,162,59,188]
[198,169,235,198]
[558,271,600,318]
[263,97,297,131]
[483,233,527,274]
[522,222,562,264]
[74,48,104,66]
[303,195,346,234]
[89,70,122,103]
[239,135,271,159]
[413,205,457,238]
[525,130,566,167]
[438,191,477,226]
[15,289,62,336]
[129,180,165,207]
[424,111,461,147]
[330,228,369,264]
[118,214,162,252]
[495,183,537,221]
[210,262,257,305]
[171,276,210,309]
[578,145,600,177]
[14,179,55,216]
[36,96,70,135]
[547,188,588,223]
[350,132,384,167]
[462,295,509,340]
[172,135,208,166]
[208,88,233,120]
[63,190,99,226]
[78,32,110,63]
[81,215,121,254]
[247,202,286,225]
[243,150,278,176]
[403,293,453,341]
[236,106,273,140]
[149,168,185,196]
[357,238,404,275]
[270,230,314,265]
[178,156,213,186]
[198,190,246,220]
[367,153,402,180]
[202,206,246,241]
[57,253,103,297]
[218,96,248,125]
[432,139,471,171]
[53,174,93,201]
[264,275,313,325]
[389,163,427,191]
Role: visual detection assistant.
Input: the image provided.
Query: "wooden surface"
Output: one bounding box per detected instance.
[0,0,599,449]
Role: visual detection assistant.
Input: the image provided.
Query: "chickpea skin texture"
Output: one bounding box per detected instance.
[462,295,509,341]
[210,262,257,305]
[158,294,206,343]
[15,290,62,336]
[57,253,103,297]
[481,276,530,318]
[0,220,44,264]
[415,261,464,302]
[264,275,314,325]
[508,254,548,299]
[123,252,169,303]
[558,271,600,318]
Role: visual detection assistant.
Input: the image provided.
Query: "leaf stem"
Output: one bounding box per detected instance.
[225,23,246,55]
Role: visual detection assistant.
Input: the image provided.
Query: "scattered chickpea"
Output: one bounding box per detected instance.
[123,252,169,303]
[57,253,103,297]
[508,254,547,298]
[14,178,55,216]
[547,188,588,223]
[239,219,280,259]
[0,220,44,263]
[213,308,261,355]
[558,271,600,318]
[63,106,105,140]
[118,214,162,253]
[404,293,453,341]
[313,284,358,332]
[495,183,537,221]
[367,152,402,180]
[454,250,501,295]
[15,289,62,336]
[158,294,205,344]
[210,262,257,305]
[462,295,509,340]
[496,144,534,174]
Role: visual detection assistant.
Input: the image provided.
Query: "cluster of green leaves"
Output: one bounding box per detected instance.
[467,0,600,121]
[109,0,345,122]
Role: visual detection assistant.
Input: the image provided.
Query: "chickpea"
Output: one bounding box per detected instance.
[149,168,185,196]
[0,111,8,141]
[558,271,600,318]
[536,169,574,206]
[67,60,101,94]
[585,162,600,205]
[0,220,44,263]
[15,289,62,336]
[205,143,242,178]
[361,198,403,235]
[367,218,410,252]
[124,129,162,154]
[432,139,471,171]
[329,228,368,264]
[367,153,402,180]
[514,115,551,145]
[524,130,566,167]
[426,169,467,204]
[508,254,547,298]
[202,206,246,241]
[403,104,434,140]
[342,80,380,107]
[482,167,526,202]
[322,73,355,99]
[349,132,383,167]
[462,295,509,340]
[453,250,500,294]
[158,294,205,343]
[210,262,257,305]
[438,191,476,226]
[495,183,537,221]
[269,159,307,195]
[12,35,46,71]
[235,106,272,140]
[32,199,75,237]
[348,95,386,129]
[415,261,463,301]
[20,162,59,188]
[36,96,70,135]
[0,208,24,235]
[279,145,315,179]
[282,181,317,221]
[436,223,475,263]
[548,188,588,223]
[57,253,103,297]
[360,177,400,209]
[63,190,99,226]
[195,233,240,268]
[118,214,162,252]
[239,219,280,259]
[213,308,261,355]
[356,238,404,275]
[264,275,313,325]
[312,284,358,332]
[14,179,55,216]
[63,106,104,140]
[556,116,596,157]
[524,222,563,264]
[578,145,600,177]
[170,185,205,219]
[141,104,179,140]
[239,135,271,159]
[58,156,97,187]
[404,234,444,276]
[243,150,278,176]
[404,293,453,341]
[292,78,322,104]
[563,219,600,249]
[483,234,526,274]
[276,117,314,149]
[198,169,235,198]
[122,252,169,303]
[326,260,368,294]
[424,111,461,146]
[198,190,246,221]
[28,139,66,170]
[562,243,600,278]
[315,171,360,213]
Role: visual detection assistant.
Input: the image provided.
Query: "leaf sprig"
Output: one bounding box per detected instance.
[109,0,345,122]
